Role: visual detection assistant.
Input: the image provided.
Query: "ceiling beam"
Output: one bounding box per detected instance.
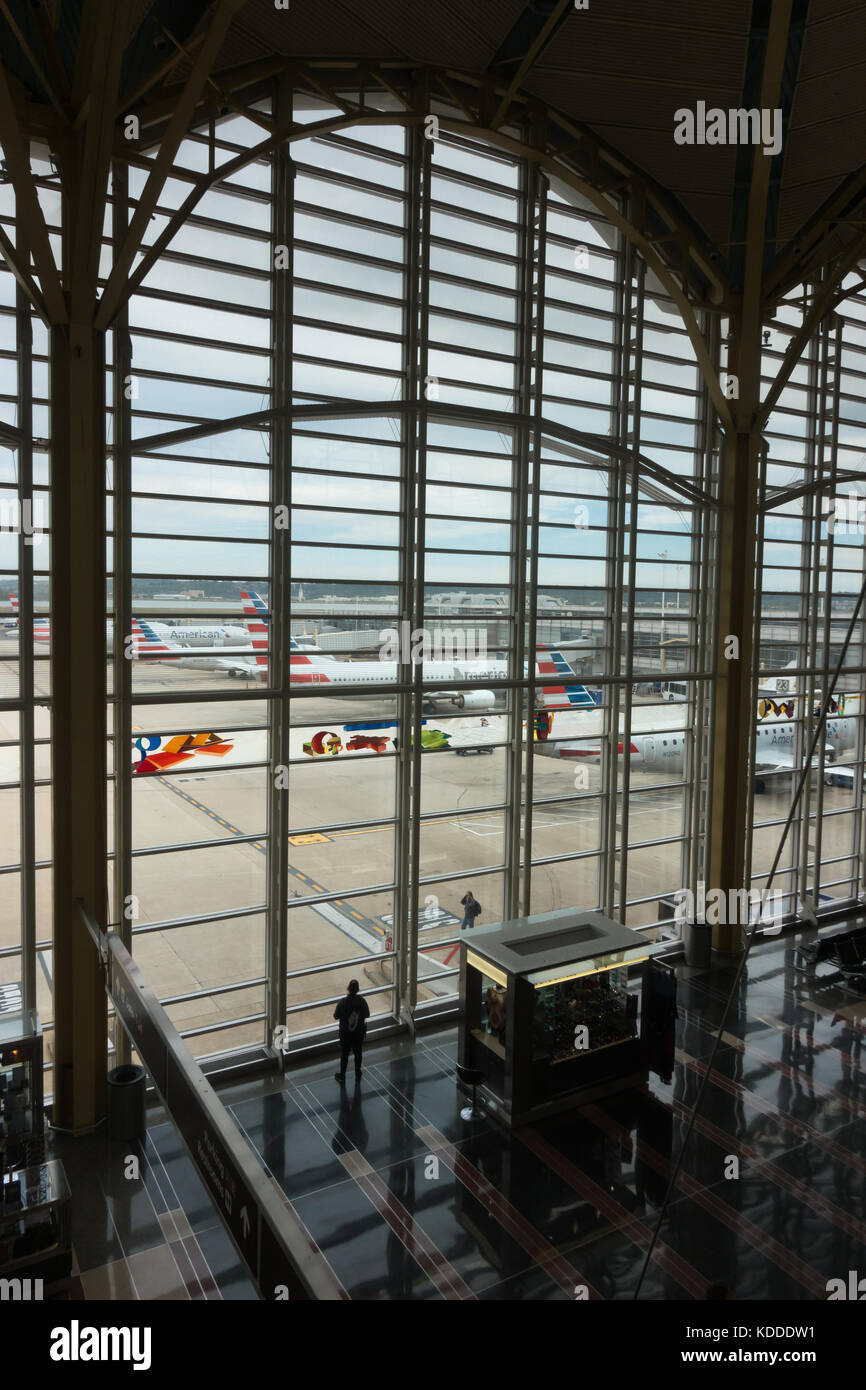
[736,0,793,429]
[95,0,246,331]
[0,0,68,122]
[113,107,416,314]
[122,29,208,112]
[489,0,573,130]
[0,59,66,323]
[764,164,866,307]
[68,0,128,322]
[0,219,48,320]
[754,229,866,433]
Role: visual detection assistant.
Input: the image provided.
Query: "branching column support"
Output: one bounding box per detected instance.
[705,0,793,954]
[707,417,761,953]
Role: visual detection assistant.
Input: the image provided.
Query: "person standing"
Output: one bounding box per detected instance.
[460,890,481,930]
[334,979,370,1083]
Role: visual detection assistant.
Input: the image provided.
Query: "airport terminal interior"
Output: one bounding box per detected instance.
[1,0,866,1304]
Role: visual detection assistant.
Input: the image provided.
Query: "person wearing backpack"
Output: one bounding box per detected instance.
[460,890,482,930]
[334,979,370,1083]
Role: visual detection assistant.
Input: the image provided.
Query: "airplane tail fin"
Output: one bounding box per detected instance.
[131,616,172,654]
[242,609,270,669]
[535,646,598,710]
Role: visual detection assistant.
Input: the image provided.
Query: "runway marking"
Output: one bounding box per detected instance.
[155,774,387,947]
[289,832,330,845]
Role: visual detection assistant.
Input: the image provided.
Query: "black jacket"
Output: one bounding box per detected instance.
[334,993,370,1039]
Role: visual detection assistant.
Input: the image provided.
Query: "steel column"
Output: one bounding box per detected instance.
[268,75,292,1061]
[50,320,109,1128]
[110,160,133,1066]
[15,243,35,1015]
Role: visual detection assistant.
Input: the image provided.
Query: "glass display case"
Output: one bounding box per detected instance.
[0,1011,45,1179]
[459,910,653,1126]
[0,1160,72,1286]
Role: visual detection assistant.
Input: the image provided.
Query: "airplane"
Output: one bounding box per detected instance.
[4,593,49,639]
[238,589,597,710]
[240,589,334,658]
[143,618,250,647]
[534,702,856,788]
[11,591,249,648]
[132,598,599,712]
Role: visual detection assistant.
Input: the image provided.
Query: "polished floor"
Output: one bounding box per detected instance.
[45,926,866,1299]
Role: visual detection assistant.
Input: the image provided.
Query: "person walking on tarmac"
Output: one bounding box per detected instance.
[334,979,370,1083]
[460,889,482,930]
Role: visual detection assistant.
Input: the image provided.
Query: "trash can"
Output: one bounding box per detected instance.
[683,919,712,969]
[106,1064,147,1141]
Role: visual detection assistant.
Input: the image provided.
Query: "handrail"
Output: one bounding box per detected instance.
[75,900,345,1302]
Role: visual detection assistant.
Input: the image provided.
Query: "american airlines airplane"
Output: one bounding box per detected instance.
[9,591,252,647]
[131,593,597,712]
[534,700,857,787]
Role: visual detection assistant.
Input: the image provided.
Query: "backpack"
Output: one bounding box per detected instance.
[470,900,482,917]
[346,999,362,1031]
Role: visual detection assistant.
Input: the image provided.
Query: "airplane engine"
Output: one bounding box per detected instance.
[455,690,495,710]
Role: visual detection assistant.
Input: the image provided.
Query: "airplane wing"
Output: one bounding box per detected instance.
[753,747,831,773]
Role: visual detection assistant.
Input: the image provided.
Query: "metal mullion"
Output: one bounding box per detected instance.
[428,304,520,338]
[127,452,272,473]
[130,530,269,545]
[130,904,267,934]
[393,113,419,1035]
[292,352,403,382]
[292,235,410,275]
[416,864,506,891]
[418,799,508,828]
[616,246,645,918]
[603,225,631,916]
[518,158,546,916]
[690,311,719,898]
[129,569,269,581]
[261,537,398,553]
[293,198,405,243]
[154,247,272,282]
[425,336,517,368]
[293,276,405,309]
[428,161,521,204]
[799,315,824,912]
[813,313,843,900]
[288,878,394,909]
[178,1013,266,1042]
[281,981,395,1020]
[745,441,767,896]
[130,489,269,509]
[406,111,433,1033]
[15,237,35,1014]
[285,950,395,983]
[293,314,403,347]
[130,325,270,358]
[131,833,267,858]
[160,976,268,1007]
[127,688,273,706]
[427,233,519,270]
[305,129,408,167]
[134,284,271,320]
[294,162,407,205]
[427,200,521,243]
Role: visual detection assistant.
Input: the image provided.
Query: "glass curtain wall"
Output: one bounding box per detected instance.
[754,279,866,916]
[105,96,721,1063]
[3,83,864,1077]
[0,158,52,1078]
